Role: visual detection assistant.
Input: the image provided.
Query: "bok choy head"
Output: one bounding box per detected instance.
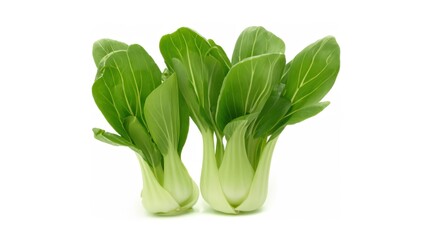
[92,39,198,215]
[160,27,340,214]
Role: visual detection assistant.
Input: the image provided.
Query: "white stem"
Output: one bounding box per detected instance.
[163,149,193,205]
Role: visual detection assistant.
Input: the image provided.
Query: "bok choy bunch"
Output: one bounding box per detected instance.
[160,27,340,214]
[92,40,198,214]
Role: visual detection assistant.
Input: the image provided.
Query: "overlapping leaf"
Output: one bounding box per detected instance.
[144,74,185,154]
[283,36,340,110]
[285,101,330,125]
[160,27,230,131]
[92,44,164,171]
[258,37,340,138]
[92,44,161,139]
[232,26,285,64]
[92,39,128,67]
[216,53,286,131]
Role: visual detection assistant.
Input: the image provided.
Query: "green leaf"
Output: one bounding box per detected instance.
[177,92,189,155]
[223,113,257,140]
[286,101,330,125]
[232,26,285,64]
[144,74,183,154]
[160,27,211,102]
[204,56,228,128]
[93,125,163,182]
[283,36,340,110]
[92,74,129,140]
[92,128,134,147]
[123,116,163,177]
[92,39,128,67]
[172,58,207,129]
[207,39,232,69]
[216,53,286,131]
[229,28,289,138]
[280,60,292,84]
[160,27,228,131]
[253,95,292,138]
[92,44,162,140]
[172,55,227,131]
[251,60,292,138]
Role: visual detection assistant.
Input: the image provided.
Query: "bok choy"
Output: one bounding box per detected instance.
[92,40,198,215]
[160,27,340,214]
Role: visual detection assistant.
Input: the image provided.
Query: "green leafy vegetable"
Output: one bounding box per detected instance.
[91,26,340,215]
[160,26,340,214]
[92,40,197,215]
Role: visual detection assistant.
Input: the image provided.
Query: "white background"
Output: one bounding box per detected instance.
[0,0,425,239]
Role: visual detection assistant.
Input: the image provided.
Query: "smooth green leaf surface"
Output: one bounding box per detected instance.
[160,27,211,102]
[286,101,330,125]
[92,39,128,67]
[280,60,292,84]
[144,74,182,154]
[252,65,291,138]
[216,53,285,131]
[253,95,292,138]
[207,39,232,69]
[232,26,285,64]
[92,73,130,140]
[204,56,228,127]
[160,28,228,131]
[283,36,340,110]
[92,44,162,140]
[172,58,206,129]
[92,128,134,147]
[177,93,189,155]
[123,116,163,178]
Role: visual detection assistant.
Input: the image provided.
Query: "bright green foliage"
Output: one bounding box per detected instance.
[160,27,340,214]
[216,53,285,131]
[92,39,197,215]
[231,26,285,64]
[91,27,340,215]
